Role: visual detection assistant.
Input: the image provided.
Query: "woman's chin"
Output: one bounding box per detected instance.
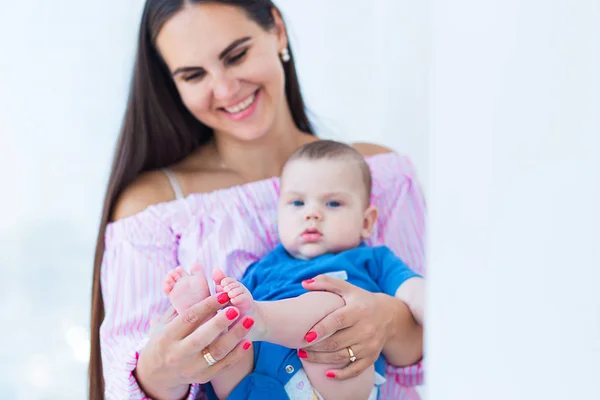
[216,125,271,143]
[233,129,269,142]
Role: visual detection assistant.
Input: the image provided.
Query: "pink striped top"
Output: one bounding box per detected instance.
[100,152,426,400]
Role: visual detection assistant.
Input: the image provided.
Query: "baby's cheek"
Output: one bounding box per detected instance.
[328,222,359,248]
[278,224,297,250]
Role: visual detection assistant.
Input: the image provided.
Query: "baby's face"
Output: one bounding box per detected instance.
[278,158,373,260]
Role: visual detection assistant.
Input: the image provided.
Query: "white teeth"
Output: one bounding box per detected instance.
[224,93,256,113]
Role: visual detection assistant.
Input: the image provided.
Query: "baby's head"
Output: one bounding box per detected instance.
[278,140,378,260]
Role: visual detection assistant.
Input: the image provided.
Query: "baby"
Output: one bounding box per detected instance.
[163,140,424,400]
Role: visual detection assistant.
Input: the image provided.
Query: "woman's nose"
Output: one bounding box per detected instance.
[212,73,240,101]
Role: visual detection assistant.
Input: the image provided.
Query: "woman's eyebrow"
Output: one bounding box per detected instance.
[218,36,251,60]
[171,36,252,77]
[172,66,204,77]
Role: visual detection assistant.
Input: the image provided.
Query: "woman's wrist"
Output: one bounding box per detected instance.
[380,294,423,367]
[377,293,400,341]
[134,347,190,400]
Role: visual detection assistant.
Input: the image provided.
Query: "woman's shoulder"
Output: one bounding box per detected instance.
[111,170,176,222]
[104,169,185,246]
[351,141,394,157]
[353,142,417,177]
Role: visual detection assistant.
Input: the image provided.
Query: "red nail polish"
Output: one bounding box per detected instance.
[217,293,230,304]
[305,331,317,343]
[226,308,239,320]
[303,279,315,284]
[298,349,308,359]
[326,371,336,378]
[243,341,252,351]
[243,317,255,329]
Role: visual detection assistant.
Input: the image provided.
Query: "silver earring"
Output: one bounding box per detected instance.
[280,48,291,62]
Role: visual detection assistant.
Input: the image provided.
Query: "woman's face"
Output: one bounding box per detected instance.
[156,3,289,142]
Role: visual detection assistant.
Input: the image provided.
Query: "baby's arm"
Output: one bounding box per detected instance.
[374,247,425,326]
[394,277,425,325]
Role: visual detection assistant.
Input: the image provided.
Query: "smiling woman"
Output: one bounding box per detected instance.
[90,1,425,400]
[155,2,298,144]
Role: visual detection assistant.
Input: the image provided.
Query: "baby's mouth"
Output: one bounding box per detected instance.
[301,228,322,242]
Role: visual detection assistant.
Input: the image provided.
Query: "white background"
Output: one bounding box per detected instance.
[0,2,142,399]
[0,0,598,399]
[426,0,599,398]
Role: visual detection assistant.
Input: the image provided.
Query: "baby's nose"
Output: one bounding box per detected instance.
[304,210,322,221]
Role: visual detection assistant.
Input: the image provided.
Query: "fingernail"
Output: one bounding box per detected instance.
[326,371,336,378]
[226,308,239,320]
[305,331,317,343]
[303,279,315,284]
[298,349,308,359]
[243,317,255,329]
[217,293,230,304]
[243,341,252,351]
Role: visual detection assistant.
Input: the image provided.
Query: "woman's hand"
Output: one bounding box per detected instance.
[300,275,421,380]
[134,293,254,400]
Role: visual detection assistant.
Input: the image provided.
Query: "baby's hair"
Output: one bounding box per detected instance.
[285,140,373,203]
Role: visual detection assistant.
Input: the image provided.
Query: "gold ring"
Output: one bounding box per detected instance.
[347,346,357,363]
[202,348,217,366]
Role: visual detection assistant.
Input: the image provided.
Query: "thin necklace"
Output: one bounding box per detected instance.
[212,134,308,180]
[212,145,256,183]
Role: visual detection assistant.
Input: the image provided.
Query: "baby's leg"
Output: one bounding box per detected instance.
[163,264,211,315]
[163,268,255,399]
[302,361,374,400]
[221,278,344,346]
[210,347,254,400]
[221,277,375,399]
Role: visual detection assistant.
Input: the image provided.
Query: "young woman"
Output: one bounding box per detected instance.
[89,1,425,399]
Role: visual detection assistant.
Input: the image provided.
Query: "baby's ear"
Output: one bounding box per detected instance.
[361,205,379,239]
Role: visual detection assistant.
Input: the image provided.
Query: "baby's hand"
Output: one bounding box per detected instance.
[221,277,255,315]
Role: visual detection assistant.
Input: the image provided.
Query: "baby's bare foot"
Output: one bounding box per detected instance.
[163,264,210,315]
[221,278,255,314]
[221,277,266,340]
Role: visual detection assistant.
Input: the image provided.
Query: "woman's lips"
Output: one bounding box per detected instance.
[220,89,260,121]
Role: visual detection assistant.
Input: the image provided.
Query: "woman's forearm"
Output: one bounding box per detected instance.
[380,294,424,367]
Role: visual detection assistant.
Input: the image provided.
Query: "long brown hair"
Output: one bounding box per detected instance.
[89,1,314,398]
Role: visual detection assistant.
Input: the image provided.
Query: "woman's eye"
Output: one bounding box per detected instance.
[182,71,206,82]
[227,49,248,65]
[327,201,342,208]
[291,200,304,207]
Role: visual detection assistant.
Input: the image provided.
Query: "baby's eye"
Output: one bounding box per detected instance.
[291,200,304,207]
[326,201,342,208]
